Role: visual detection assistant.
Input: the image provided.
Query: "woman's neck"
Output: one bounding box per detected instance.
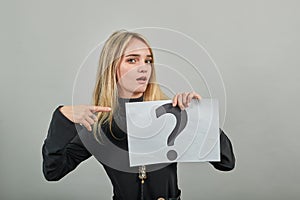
[118,93,144,100]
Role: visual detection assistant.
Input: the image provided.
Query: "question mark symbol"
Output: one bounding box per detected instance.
[155,103,188,161]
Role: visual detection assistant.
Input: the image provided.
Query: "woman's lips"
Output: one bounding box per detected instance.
[136,76,147,84]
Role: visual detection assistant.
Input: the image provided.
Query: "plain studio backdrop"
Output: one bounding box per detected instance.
[1,0,299,199]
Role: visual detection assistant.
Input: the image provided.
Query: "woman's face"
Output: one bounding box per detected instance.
[117,38,153,98]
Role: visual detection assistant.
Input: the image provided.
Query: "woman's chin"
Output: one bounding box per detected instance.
[129,89,146,97]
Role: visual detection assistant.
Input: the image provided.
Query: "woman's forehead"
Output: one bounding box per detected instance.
[123,38,151,56]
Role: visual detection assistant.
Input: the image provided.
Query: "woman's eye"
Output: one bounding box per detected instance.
[145,60,152,64]
[127,59,136,63]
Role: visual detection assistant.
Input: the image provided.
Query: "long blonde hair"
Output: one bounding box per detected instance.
[92,30,168,140]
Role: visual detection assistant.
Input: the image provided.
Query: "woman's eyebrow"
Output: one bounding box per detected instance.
[125,54,152,58]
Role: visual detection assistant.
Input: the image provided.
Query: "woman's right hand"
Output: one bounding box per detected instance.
[59,105,111,131]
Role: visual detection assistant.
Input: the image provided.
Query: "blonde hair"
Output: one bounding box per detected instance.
[92,30,168,141]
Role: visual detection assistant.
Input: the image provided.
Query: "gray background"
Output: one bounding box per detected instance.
[1,0,299,199]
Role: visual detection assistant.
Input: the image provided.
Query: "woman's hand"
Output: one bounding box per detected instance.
[59,105,111,131]
[172,92,201,110]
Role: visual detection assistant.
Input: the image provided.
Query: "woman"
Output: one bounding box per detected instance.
[42,30,235,200]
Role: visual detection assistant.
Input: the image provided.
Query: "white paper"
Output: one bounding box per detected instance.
[125,98,220,166]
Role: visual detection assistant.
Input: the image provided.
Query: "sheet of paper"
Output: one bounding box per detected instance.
[125,98,220,166]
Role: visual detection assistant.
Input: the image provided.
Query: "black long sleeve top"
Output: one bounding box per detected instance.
[42,96,235,200]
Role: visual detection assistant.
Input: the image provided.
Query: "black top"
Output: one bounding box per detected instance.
[42,96,235,200]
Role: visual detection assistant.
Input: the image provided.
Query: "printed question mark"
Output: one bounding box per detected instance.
[155,103,188,161]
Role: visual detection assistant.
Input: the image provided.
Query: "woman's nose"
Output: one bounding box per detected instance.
[138,68,147,73]
[137,64,148,73]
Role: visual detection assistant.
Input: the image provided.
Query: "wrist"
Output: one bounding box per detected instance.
[59,106,74,122]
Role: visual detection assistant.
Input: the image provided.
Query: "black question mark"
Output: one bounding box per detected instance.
[155,103,188,161]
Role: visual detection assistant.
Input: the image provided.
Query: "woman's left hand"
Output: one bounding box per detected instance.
[172,92,202,110]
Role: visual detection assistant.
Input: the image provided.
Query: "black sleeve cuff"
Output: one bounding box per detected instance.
[209,129,236,171]
[44,105,79,151]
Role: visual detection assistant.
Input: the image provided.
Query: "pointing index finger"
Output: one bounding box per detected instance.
[89,106,111,112]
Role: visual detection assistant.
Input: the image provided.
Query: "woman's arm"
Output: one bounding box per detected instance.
[171,92,235,171]
[42,106,92,181]
[209,129,235,171]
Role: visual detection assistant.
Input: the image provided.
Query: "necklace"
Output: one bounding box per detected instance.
[138,165,147,200]
[138,165,147,183]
